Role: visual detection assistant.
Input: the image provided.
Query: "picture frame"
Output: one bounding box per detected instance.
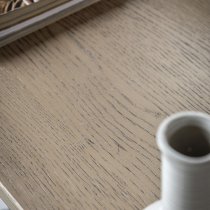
[0,0,99,47]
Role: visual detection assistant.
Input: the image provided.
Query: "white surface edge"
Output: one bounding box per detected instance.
[0,182,23,210]
[0,199,9,210]
[144,201,161,210]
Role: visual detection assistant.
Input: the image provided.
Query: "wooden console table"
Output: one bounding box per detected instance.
[0,0,210,209]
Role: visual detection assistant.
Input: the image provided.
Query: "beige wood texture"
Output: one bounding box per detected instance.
[0,0,210,209]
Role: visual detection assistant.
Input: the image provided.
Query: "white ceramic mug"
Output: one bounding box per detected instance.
[145,112,210,210]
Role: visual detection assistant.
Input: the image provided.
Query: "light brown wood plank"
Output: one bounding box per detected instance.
[0,0,210,209]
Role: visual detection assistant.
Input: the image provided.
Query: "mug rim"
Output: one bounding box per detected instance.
[157,111,210,164]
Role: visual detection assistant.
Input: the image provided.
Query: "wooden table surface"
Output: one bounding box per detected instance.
[0,0,210,209]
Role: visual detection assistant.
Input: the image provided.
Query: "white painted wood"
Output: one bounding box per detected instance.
[144,201,161,210]
[0,199,9,210]
[0,182,23,210]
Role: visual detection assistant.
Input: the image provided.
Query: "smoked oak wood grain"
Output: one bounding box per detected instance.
[0,0,210,209]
